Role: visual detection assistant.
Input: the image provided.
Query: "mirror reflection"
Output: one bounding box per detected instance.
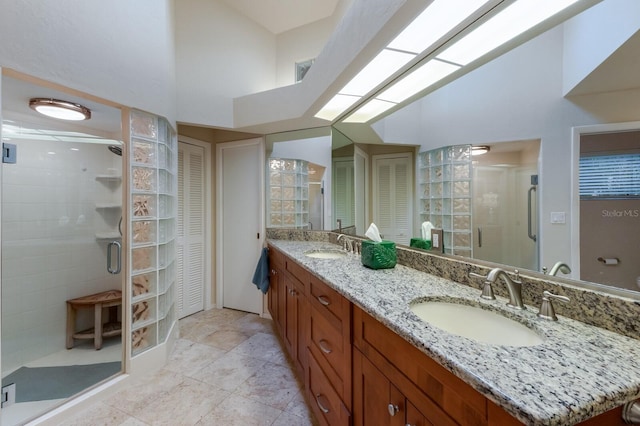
[266,1,640,298]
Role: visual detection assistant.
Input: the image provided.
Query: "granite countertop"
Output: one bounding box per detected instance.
[268,239,640,426]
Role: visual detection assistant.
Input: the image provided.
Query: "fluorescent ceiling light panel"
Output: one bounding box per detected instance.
[340,49,415,96]
[388,0,491,54]
[315,94,361,121]
[378,59,460,103]
[343,99,397,123]
[437,0,580,65]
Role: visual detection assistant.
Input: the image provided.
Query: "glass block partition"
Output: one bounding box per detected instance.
[267,158,310,228]
[418,145,472,257]
[130,110,178,356]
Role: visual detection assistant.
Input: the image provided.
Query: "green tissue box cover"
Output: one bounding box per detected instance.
[361,240,397,269]
[410,238,432,250]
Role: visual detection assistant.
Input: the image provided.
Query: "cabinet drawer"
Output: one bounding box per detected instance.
[307,349,351,426]
[286,258,309,293]
[309,304,348,401]
[269,246,284,269]
[309,275,347,330]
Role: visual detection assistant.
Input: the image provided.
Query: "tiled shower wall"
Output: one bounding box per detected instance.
[1,136,121,372]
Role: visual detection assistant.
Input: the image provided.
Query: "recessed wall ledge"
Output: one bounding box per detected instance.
[266,228,640,340]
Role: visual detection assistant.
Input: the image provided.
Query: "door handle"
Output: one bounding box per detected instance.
[107,241,122,274]
[318,339,332,354]
[477,227,482,248]
[528,186,537,242]
[317,295,331,306]
[315,394,330,414]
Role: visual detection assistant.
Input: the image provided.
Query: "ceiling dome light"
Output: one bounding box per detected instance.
[472,145,490,156]
[29,98,91,121]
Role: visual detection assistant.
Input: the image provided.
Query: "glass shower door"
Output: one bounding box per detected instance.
[1,112,123,424]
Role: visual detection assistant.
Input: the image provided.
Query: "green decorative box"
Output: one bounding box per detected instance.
[361,240,397,269]
[410,238,432,250]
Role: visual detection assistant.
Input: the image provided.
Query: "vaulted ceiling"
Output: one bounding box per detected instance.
[220,0,340,34]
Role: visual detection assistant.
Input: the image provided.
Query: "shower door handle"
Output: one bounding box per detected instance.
[107,241,122,274]
[478,227,482,248]
[528,186,537,242]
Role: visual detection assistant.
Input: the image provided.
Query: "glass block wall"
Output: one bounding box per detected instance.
[418,145,472,257]
[267,158,310,228]
[130,110,178,356]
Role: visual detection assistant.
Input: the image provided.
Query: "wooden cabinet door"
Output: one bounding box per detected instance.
[283,274,298,359]
[267,264,281,329]
[294,285,308,377]
[406,400,432,426]
[283,272,307,377]
[354,349,404,426]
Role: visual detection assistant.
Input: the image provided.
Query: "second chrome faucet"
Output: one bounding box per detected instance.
[470,268,525,310]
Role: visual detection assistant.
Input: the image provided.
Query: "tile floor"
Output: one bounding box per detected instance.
[59,308,315,426]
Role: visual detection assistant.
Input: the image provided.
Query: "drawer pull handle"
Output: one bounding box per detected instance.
[315,394,330,414]
[388,403,399,416]
[317,295,331,306]
[318,339,332,354]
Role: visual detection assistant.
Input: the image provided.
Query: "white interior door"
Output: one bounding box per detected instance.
[354,146,369,235]
[333,157,355,229]
[217,138,264,314]
[177,142,206,318]
[373,153,413,245]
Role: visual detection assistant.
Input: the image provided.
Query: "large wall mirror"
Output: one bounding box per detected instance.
[267,0,640,299]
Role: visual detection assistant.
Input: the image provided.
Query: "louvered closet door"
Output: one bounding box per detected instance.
[177,142,205,318]
[373,154,413,245]
[333,158,355,228]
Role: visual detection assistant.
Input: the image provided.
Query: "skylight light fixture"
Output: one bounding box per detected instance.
[340,49,415,96]
[316,0,595,124]
[314,0,491,122]
[314,94,360,121]
[344,59,461,123]
[29,98,91,121]
[380,59,460,104]
[388,0,491,54]
[437,0,582,66]
[315,49,415,121]
[343,99,396,124]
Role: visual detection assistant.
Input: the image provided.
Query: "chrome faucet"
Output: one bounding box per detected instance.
[548,261,571,276]
[337,234,352,253]
[470,268,525,310]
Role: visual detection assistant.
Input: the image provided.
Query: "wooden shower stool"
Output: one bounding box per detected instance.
[66,290,122,350]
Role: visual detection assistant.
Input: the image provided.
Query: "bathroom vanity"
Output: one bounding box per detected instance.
[267,234,640,426]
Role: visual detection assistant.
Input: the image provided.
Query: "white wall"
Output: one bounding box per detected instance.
[0,0,176,124]
[1,134,121,372]
[563,0,640,95]
[175,0,277,127]
[275,0,353,87]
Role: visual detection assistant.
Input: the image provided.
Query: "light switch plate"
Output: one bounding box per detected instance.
[550,212,566,224]
[430,229,444,253]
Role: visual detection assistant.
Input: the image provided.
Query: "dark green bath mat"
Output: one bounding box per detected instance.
[2,361,121,402]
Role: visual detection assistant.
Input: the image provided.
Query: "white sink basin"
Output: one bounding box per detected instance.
[410,300,544,347]
[304,249,347,259]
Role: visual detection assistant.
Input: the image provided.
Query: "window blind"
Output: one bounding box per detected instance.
[579,153,640,198]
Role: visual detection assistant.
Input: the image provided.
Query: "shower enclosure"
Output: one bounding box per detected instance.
[1,76,124,425]
[419,141,540,271]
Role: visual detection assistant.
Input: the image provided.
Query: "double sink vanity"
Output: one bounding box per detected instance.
[267,230,640,425]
